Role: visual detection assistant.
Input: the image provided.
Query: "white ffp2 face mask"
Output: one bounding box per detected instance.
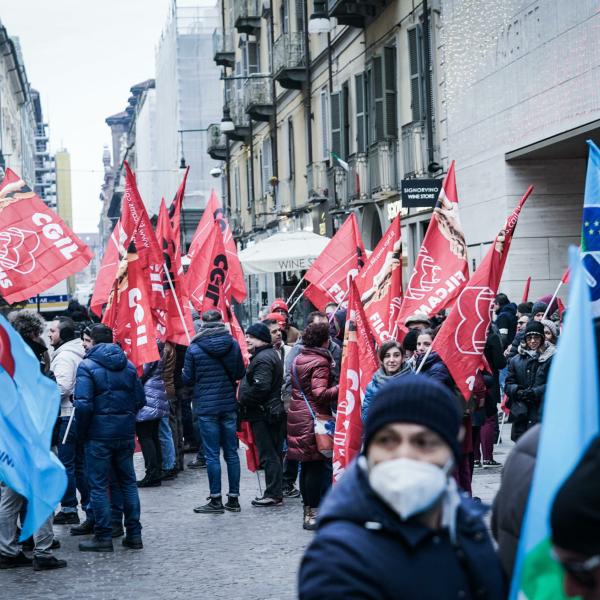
[368,457,451,520]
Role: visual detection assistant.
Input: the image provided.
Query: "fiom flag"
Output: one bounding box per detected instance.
[510,247,600,599]
[0,169,92,304]
[433,187,532,400]
[0,315,67,540]
[332,281,378,483]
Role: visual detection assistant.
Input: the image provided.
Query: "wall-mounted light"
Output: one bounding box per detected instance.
[220,107,235,133]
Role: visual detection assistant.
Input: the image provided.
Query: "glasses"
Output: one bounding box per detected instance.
[551,549,600,589]
[525,333,543,339]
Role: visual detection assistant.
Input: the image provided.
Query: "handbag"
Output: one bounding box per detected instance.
[292,362,335,458]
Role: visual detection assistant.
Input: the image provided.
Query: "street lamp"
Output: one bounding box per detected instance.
[220,108,235,134]
[178,127,210,169]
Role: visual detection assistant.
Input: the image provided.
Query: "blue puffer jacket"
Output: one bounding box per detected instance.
[74,343,146,441]
[299,460,506,600]
[183,324,246,416]
[137,343,174,422]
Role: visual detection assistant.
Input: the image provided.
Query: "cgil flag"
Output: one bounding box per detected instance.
[395,161,468,336]
[332,281,378,483]
[510,246,600,599]
[0,169,92,304]
[0,316,67,541]
[304,213,366,311]
[581,139,600,317]
[433,187,533,400]
[355,214,403,344]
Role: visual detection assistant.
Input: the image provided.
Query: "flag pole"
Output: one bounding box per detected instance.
[163,263,192,344]
[286,275,306,305]
[288,288,307,313]
[542,279,564,320]
[62,412,75,445]
[414,344,432,374]
[328,287,351,323]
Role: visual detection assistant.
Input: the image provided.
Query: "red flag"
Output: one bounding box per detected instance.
[332,281,378,483]
[561,268,570,284]
[186,190,246,303]
[433,186,533,400]
[304,213,366,310]
[557,297,566,320]
[355,214,403,343]
[168,166,189,257]
[0,169,92,304]
[156,199,193,345]
[395,161,469,332]
[522,276,532,302]
[102,241,160,369]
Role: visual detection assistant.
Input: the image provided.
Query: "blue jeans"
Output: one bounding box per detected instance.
[86,439,141,541]
[198,411,240,498]
[159,416,176,471]
[57,417,89,515]
[192,413,205,461]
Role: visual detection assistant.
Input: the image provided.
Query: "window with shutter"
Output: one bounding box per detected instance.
[355,73,366,153]
[247,40,259,74]
[295,0,304,32]
[246,157,252,210]
[372,56,384,143]
[262,138,272,197]
[288,119,295,181]
[281,0,290,35]
[384,46,398,139]
[408,26,424,123]
[330,91,341,158]
[320,88,329,160]
[234,165,241,213]
[342,82,350,159]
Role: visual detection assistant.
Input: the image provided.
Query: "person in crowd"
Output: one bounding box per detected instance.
[362,340,412,422]
[542,319,559,346]
[157,342,178,481]
[413,329,454,389]
[74,324,145,552]
[324,302,338,319]
[183,310,245,514]
[171,344,188,472]
[530,301,548,322]
[282,311,341,498]
[239,322,285,506]
[48,316,87,525]
[8,309,52,374]
[517,302,533,318]
[288,322,339,530]
[263,316,292,364]
[551,435,600,599]
[492,425,540,579]
[185,311,206,467]
[493,293,518,349]
[270,298,300,345]
[329,310,346,349]
[517,314,530,333]
[402,328,419,362]
[135,342,173,487]
[537,294,558,321]
[506,314,532,359]
[299,375,505,599]
[404,313,431,331]
[505,320,556,442]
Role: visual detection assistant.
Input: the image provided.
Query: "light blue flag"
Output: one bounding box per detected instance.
[582,139,600,317]
[510,246,600,598]
[0,315,66,541]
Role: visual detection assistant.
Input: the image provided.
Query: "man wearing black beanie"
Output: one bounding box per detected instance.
[299,375,505,600]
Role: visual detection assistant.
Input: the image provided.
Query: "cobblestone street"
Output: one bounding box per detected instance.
[2,430,513,600]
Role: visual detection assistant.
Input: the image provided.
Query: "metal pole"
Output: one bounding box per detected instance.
[61,411,75,445]
[542,279,564,320]
[414,344,432,374]
[288,288,307,313]
[286,274,306,305]
[163,263,192,344]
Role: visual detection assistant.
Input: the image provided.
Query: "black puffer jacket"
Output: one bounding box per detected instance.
[239,344,283,421]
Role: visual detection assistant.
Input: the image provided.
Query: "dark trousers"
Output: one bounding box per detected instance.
[251,419,284,499]
[283,457,299,489]
[57,417,89,514]
[300,460,327,508]
[136,419,162,481]
[181,395,198,449]
[85,439,141,541]
[171,393,185,470]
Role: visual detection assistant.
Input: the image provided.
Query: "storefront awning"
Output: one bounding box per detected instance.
[238,230,330,275]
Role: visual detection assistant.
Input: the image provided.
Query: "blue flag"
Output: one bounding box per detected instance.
[510,246,600,598]
[582,139,600,316]
[0,315,66,541]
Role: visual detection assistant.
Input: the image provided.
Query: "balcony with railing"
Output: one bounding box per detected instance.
[207,123,227,161]
[347,153,369,203]
[327,0,391,27]
[243,76,273,122]
[368,140,399,195]
[327,165,348,207]
[401,121,427,179]
[226,97,251,142]
[212,29,234,68]
[307,162,329,201]
[273,32,307,90]
[233,0,261,35]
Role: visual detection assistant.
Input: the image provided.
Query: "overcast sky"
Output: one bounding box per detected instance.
[0,0,171,233]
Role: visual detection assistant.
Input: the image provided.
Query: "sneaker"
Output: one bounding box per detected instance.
[53,511,80,525]
[187,457,207,469]
[136,477,162,488]
[224,496,241,512]
[473,460,482,469]
[282,485,301,498]
[70,519,94,536]
[32,556,67,571]
[193,497,224,514]
[483,459,501,467]
[251,496,283,507]
[0,551,33,569]
[122,537,143,550]
[303,506,318,531]
[78,537,114,553]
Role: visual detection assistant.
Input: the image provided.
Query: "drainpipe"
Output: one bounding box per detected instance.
[249,119,256,229]
[303,0,313,168]
[422,0,435,166]
[269,5,278,185]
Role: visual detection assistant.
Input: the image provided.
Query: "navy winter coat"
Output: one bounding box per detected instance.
[495,302,518,348]
[415,351,454,390]
[182,325,245,416]
[299,461,506,600]
[74,343,146,442]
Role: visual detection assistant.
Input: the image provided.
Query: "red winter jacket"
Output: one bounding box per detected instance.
[287,347,339,463]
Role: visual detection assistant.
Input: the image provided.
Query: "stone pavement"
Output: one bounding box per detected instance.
[2,427,514,600]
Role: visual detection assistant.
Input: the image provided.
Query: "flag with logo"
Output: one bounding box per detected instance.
[510,247,599,599]
[433,187,533,400]
[168,166,189,258]
[304,213,366,311]
[333,281,378,483]
[395,161,468,335]
[0,315,67,540]
[355,214,403,343]
[0,169,92,304]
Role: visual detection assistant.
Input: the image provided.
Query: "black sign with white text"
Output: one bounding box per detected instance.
[401,179,443,207]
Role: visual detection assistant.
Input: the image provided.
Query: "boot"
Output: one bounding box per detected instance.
[193,496,224,514]
[78,537,114,553]
[70,518,94,536]
[0,551,33,569]
[122,537,143,549]
[136,475,161,488]
[111,523,124,538]
[32,556,68,571]
[303,506,318,531]
[53,511,80,525]
[224,496,241,513]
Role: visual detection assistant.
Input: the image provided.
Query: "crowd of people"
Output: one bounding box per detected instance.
[2,293,599,600]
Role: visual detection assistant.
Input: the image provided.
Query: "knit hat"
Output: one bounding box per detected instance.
[403,329,419,353]
[530,301,548,318]
[541,319,558,340]
[270,298,289,314]
[263,312,286,327]
[246,322,272,344]
[363,374,462,461]
[551,436,600,555]
[524,320,545,337]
